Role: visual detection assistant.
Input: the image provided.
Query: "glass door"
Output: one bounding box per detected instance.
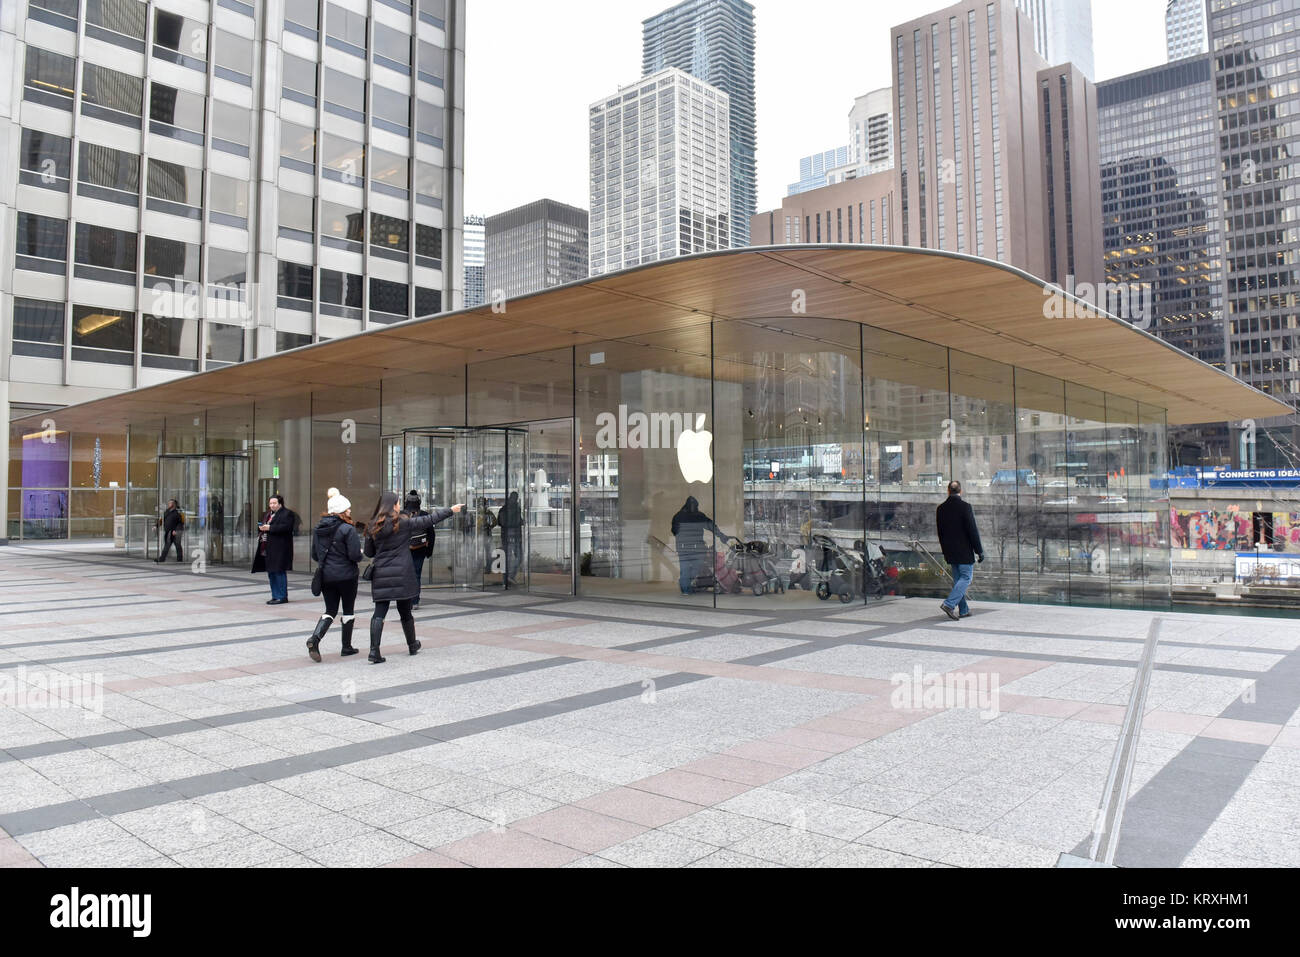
[157,454,251,565]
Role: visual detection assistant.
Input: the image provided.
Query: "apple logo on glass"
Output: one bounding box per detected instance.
[676,414,713,484]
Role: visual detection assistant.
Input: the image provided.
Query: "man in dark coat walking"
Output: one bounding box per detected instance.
[252,494,295,604]
[155,499,185,563]
[672,496,722,594]
[936,480,984,620]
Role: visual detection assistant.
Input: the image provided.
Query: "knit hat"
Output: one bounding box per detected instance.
[326,487,351,515]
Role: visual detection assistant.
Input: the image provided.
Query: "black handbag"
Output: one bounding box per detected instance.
[311,526,345,596]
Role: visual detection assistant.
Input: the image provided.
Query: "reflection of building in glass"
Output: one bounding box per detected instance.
[1098,55,1225,366]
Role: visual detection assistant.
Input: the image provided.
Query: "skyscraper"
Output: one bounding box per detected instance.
[643,0,755,247]
[2,0,466,531]
[892,0,1101,284]
[788,147,851,196]
[1209,0,1300,423]
[589,68,730,276]
[485,199,588,299]
[1097,56,1224,366]
[848,88,896,175]
[1166,0,1209,61]
[1014,0,1096,81]
[464,214,486,307]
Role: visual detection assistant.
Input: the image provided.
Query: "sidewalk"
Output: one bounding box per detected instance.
[1,542,1297,868]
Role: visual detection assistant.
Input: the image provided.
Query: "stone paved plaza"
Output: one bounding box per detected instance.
[1,542,1298,869]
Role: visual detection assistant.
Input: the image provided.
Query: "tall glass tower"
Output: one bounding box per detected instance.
[642,0,755,248]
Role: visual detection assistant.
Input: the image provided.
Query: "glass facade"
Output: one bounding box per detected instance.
[12,310,1172,612]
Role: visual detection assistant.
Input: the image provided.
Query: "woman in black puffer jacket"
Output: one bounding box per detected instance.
[306,488,363,662]
[364,490,462,664]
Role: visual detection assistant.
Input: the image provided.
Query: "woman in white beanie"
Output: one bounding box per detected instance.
[306,488,363,662]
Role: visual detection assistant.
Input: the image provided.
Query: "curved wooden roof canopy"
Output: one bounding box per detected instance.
[16,245,1291,430]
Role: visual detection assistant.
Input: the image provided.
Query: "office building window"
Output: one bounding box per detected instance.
[24,47,76,110]
[143,236,200,285]
[417,40,445,86]
[276,331,312,352]
[373,22,411,73]
[418,0,446,28]
[209,174,250,228]
[372,86,411,137]
[280,121,316,174]
[277,261,314,310]
[282,53,318,107]
[322,133,365,185]
[284,0,320,40]
[321,202,365,251]
[85,0,146,51]
[415,223,442,266]
[325,3,367,57]
[416,100,443,146]
[278,189,315,241]
[77,142,140,206]
[153,11,207,71]
[81,63,143,126]
[320,269,363,318]
[415,287,441,317]
[212,101,251,156]
[142,314,199,370]
[29,0,79,31]
[72,305,135,364]
[146,159,203,216]
[12,298,65,359]
[369,278,408,320]
[370,213,408,260]
[208,248,247,290]
[370,148,409,198]
[19,129,72,192]
[206,323,245,365]
[15,213,69,274]
[415,160,442,206]
[74,223,137,283]
[324,67,365,122]
[150,83,205,142]
[214,30,254,85]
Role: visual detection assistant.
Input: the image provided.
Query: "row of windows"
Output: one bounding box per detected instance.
[276,262,440,319]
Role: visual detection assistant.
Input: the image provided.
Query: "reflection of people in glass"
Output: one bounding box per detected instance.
[672,496,721,594]
[210,494,225,563]
[476,497,496,572]
[500,491,524,585]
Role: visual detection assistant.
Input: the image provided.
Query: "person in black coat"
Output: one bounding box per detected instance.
[252,494,295,604]
[364,490,462,664]
[671,496,723,594]
[155,499,185,563]
[499,490,525,585]
[936,480,984,620]
[306,488,364,662]
[402,490,435,608]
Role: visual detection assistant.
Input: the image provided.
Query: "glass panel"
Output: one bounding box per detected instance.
[576,327,713,604]
[16,213,69,263]
[74,223,137,272]
[369,278,407,319]
[212,100,251,147]
[1015,369,1069,605]
[12,299,65,346]
[322,201,364,247]
[1139,403,1171,609]
[279,189,315,236]
[150,83,205,133]
[20,129,72,186]
[72,305,135,352]
[322,133,365,184]
[70,430,126,488]
[78,142,139,194]
[370,212,407,252]
[280,120,316,167]
[143,235,200,284]
[282,52,317,100]
[1064,383,1110,606]
[153,11,207,64]
[208,248,247,287]
[147,158,203,207]
[142,313,199,359]
[207,323,246,364]
[86,0,146,40]
[285,0,320,31]
[373,22,411,65]
[24,47,76,101]
[81,63,144,116]
[214,29,254,80]
[526,420,574,595]
[370,147,408,191]
[324,67,365,116]
[209,174,250,219]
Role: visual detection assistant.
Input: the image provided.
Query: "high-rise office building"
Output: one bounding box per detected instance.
[0,0,467,408]
[1166,0,1209,61]
[464,214,485,307]
[485,199,588,299]
[788,147,850,196]
[1097,56,1225,366]
[892,0,1100,284]
[1014,0,1096,81]
[589,68,730,276]
[1209,0,1300,419]
[849,88,896,175]
[643,0,755,247]
[751,170,897,247]
[1,0,466,529]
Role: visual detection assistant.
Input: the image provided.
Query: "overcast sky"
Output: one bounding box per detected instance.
[463,0,1169,217]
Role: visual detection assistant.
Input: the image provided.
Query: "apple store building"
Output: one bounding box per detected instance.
[8,247,1287,611]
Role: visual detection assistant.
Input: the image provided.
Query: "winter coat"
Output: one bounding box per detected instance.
[251,507,295,574]
[160,506,185,535]
[936,495,984,566]
[671,496,721,551]
[365,508,453,601]
[311,515,362,584]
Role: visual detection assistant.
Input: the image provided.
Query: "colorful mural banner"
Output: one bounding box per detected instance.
[1169,506,1300,551]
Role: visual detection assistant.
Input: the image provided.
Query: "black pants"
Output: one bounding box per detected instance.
[159,531,183,562]
[372,598,414,624]
[321,578,358,618]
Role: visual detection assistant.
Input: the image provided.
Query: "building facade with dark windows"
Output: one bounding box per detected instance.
[484,199,588,300]
[1,0,467,536]
[8,247,1288,611]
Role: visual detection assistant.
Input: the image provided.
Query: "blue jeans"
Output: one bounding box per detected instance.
[268,571,288,601]
[944,563,973,615]
[678,547,708,593]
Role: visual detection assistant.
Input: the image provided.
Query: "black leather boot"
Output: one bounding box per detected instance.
[402,615,421,656]
[368,617,386,664]
[306,616,331,662]
[339,618,358,656]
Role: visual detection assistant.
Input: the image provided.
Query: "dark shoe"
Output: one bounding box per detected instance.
[959,611,972,619]
[940,603,960,621]
[306,616,331,663]
[267,598,288,605]
[401,616,420,656]
[339,619,359,656]
[368,618,386,664]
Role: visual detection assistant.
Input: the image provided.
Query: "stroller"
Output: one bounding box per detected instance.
[726,537,785,596]
[686,544,741,594]
[804,533,865,603]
